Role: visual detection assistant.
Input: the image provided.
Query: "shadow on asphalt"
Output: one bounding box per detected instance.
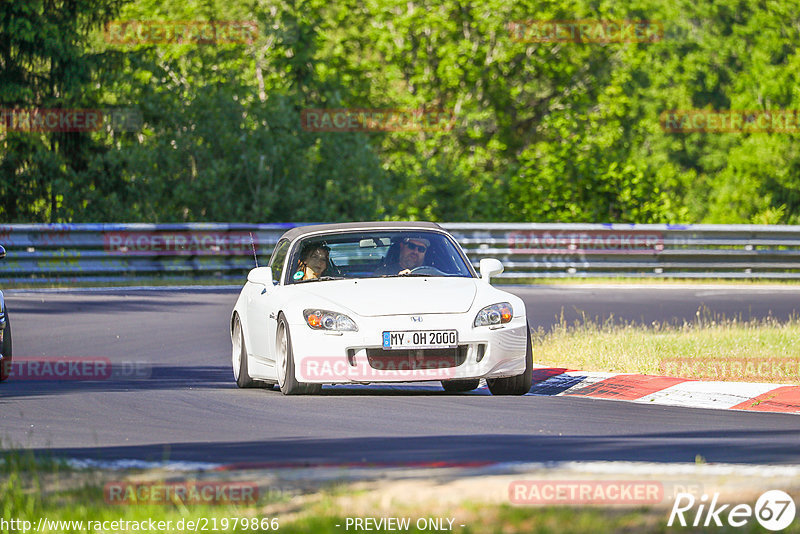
[19,427,800,466]
[0,365,234,399]
[5,297,224,316]
[0,368,580,404]
[0,365,527,399]
[1,367,575,399]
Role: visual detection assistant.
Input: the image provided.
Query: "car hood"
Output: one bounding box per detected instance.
[292,277,478,317]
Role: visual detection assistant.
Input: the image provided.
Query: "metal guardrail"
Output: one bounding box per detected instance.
[446,223,800,279]
[2,222,800,284]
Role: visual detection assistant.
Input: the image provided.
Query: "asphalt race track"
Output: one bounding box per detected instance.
[2,285,800,466]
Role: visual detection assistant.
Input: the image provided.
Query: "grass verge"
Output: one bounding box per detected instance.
[5,451,797,534]
[532,309,800,383]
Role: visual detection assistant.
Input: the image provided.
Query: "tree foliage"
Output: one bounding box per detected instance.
[1,0,799,223]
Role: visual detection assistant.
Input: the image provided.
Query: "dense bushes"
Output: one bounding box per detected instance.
[2,0,799,223]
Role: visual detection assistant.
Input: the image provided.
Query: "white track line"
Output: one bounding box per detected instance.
[637,381,782,410]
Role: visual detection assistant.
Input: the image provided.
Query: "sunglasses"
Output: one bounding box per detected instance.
[404,241,427,253]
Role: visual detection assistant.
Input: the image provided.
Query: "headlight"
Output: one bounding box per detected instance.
[474,302,513,327]
[303,309,358,331]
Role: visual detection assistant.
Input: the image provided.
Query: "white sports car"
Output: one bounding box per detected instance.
[230,222,532,395]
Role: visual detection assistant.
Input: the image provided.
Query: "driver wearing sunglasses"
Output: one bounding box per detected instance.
[376,237,430,275]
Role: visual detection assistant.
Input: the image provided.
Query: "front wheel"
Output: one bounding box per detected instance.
[232,315,255,388]
[0,314,11,383]
[487,326,533,396]
[276,314,321,395]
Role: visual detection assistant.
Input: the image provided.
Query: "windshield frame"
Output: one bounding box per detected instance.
[281,228,477,285]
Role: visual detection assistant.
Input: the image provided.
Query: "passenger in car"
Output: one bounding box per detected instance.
[294,245,329,281]
[376,237,430,275]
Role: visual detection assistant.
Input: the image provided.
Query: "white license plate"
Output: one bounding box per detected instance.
[381,330,458,350]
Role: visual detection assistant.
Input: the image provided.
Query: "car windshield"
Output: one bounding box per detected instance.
[286,230,475,284]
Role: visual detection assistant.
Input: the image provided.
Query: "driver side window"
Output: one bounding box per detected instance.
[269,240,290,284]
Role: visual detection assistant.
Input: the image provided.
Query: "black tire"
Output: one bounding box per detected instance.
[0,313,11,383]
[232,315,255,388]
[487,326,533,396]
[276,314,321,395]
[441,378,480,392]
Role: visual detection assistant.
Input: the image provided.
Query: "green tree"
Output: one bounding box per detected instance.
[0,0,126,222]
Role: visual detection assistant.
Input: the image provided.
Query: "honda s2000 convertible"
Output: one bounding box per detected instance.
[230,222,532,395]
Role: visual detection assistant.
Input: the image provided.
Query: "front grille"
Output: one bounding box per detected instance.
[366,346,468,370]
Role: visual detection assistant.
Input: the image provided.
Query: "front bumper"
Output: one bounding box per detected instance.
[288,312,528,384]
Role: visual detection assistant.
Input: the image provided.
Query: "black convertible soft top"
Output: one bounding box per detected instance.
[278,221,443,243]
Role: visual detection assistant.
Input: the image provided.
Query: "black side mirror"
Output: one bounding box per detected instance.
[0,245,5,259]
